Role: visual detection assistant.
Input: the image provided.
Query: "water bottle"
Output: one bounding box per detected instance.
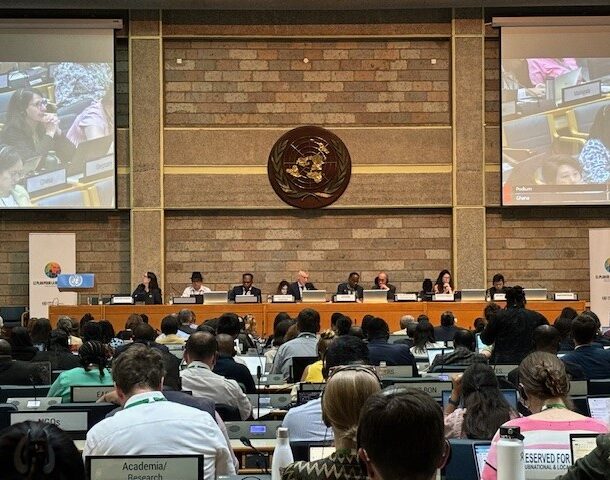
[271,427,294,480]
[497,426,525,480]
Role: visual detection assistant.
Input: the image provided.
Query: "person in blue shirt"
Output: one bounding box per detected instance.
[561,313,610,380]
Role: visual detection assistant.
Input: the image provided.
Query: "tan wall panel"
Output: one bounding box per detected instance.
[163,128,452,166]
[129,10,160,37]
[131,210,163,286]
[486,171,501,206]
[455,207,485,289]
[117,174,130,209]
[454,8,483,35]
[485,125,500,165]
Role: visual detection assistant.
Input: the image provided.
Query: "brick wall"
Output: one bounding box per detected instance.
[165,210,452,297]
[486,208,610,302]
[164,39,450,126]
[0,212,131,308]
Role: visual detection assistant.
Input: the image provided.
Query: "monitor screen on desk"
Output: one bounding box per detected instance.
[497,19,610,206]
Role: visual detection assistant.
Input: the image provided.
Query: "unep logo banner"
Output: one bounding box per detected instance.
[590,229,610,325]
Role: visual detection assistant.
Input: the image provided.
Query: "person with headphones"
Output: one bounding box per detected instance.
[0,145,30,207]
[282,364,381,480]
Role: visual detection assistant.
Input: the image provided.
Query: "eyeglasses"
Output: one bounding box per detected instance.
[29,98,48,109]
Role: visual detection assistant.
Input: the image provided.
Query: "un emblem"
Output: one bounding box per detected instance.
[68,274,84,287]
[268,126,351,209]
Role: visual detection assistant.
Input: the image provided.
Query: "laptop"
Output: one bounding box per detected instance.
[524,288,547,301]
[362,289,388,303]
[203,291,229,304]
[473,443,491,479]
[239,356,266,376]
[426,347,454,365]
[441,389,518,409]
[570,434,598,463]
[460,289,486,301]
[301,290,326,303]
[309,446,336,461]
[587,396,610,423]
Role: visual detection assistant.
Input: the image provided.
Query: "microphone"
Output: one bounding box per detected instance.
[29,375,40,409]
[256,365,262,420]
[240,436,269,474]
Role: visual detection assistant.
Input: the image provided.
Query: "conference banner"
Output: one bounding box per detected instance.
[589,228,610,326]
[29,233,77,318]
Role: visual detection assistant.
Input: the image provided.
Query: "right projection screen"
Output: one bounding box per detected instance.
[498,18,610,205]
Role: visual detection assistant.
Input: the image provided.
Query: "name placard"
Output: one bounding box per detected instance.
[335,294,356,302]
[392,381,452,398]
[563,80,601,104]
[71,385,115,403]
[570,380,588,396]
[11,411,87,431]
[394,293,418,302]
[492,293,506,301]
[85,156,114,177]
[376,365,413,379]
[272,294,294,303]
[433,293,454,301]
[493,365,518,376]
[86,455,203,480]
[26,169,66,193]
[554,292,578,301]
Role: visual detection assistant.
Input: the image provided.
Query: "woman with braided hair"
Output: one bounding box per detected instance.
[47,340,112,403]
[482,352,608,480]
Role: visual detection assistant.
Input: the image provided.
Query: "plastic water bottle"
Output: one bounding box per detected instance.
[497,426,525,480]
[271,427,294,480]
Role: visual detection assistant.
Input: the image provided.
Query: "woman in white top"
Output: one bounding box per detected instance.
[0,145,31,207]
[410,321,444,360]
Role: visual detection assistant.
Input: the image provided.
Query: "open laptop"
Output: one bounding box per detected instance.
[570,434,598,463]
[301,290,326,303]
[362,289,388,303]
[442,389,518,409]
[426,347,454,365]
[203,291,229,304]
[239,356,266,376]
[550,67,582,104]
[587,396,610,423]
[460,289,486,301]
[474,443,491,479]
[524,288,547,301]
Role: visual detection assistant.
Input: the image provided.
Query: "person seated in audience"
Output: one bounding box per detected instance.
[372,271,396,300]
[366,317,418,373]
[175,308,197,338]
[180,332,252,420]
[282,335,369,442]
[444,362,516,439]
[335,316,352,337]
[481,352,608,480]
[357,388,450,480]
[348,325,365,339]
[330,312,344,333]
[282,365,381,480]
[288,271,317,301]
[47,340,113,402]
[28,317,51,351]
[0,339,48,385]
[266,312,292,346]
[556,433,610,479]
[361,314,375,339]
[429,329,487,372]
[79,312,95,336]
[581,310,610,347]
[0,421,85,479]
[276,280,290,295]
[540,156,583,185]
[98,319,123,350]
[336,272,364,300]
[392,314,415,335]
[433,269,453,294]
[420,278,434,298]
[578,103,610,184]
[561,314,610,379]
[301,330,336,382]
[554,315,576,351]
[131,271,162,304]
[391,321,418,348]
[216,312,254,354]
[473,317,487,333]
[56,315,83,350]
[271,308,320,379]
[8,326,37,361]
[228,272,262,302]
[410,321,444,361]
[181,270,211,297]
[265,318,294,365]
[81,321,103,343]
[66,86,114,146]
[156,314,186,345]
[480,286,548,364]
[115,313,143,341]
[31,329,81,371]
[83,344,235,477]
[213,333,256,394]
[434,311,459,342]
[487,273,508,298]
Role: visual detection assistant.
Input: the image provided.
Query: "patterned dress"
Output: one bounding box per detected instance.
[282,452,367,480]
[578,138,610,184]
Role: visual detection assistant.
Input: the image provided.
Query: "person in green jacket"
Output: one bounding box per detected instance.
[556,434,610,480]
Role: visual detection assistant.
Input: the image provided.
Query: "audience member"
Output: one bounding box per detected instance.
[434,311,459,342]
[32,329,81,371]
[47,341,112,402]
[180,332,252,420]
[98,320,122,350]
[392,315,415,335]
[271,308,320,379]
[177,308,197,338]
[481,352,608,480]
[561,314,610,379]
[83,344,235,478]
[444,363,515,439]
[265,318,294,365]
[410,321,444,360]
[56,315,83,350]
[366,317,418,373]
[116,313,143,341]
[0,421,85,479]
[81,321,103,343]
[283,365,381,480]
[480,286,548,364]
[561,307,578,320]
[79,313,95,337]
[282,335,369,442]
[357,389,449,480]
[0,339,47,385]
[29,318,52,351]
[473,317,487,334]
[581,310,610,346]
[8,326,37,361]
[361,315,375,339]
[335,316,352,337]
[554,315,576,351]
[348,326,365,340]
[301,330,336,382]
[429,329,486,372]
[156,314,185,345]
[216,312,254,354]
[213,333,256,394]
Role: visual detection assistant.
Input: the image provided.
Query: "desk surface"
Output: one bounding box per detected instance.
[50,300,585,336]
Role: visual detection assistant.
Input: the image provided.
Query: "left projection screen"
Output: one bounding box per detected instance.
[0,27,116,209]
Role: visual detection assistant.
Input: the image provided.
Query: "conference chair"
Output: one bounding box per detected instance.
[86,177,115,207]
[566,99,610,139]
[216,403,241,422]
[0,305,28,328]
[35,187,91,207]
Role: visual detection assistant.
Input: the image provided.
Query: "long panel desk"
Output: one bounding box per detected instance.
[49,300,585,336]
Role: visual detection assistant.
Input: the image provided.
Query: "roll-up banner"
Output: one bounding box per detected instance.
[589,228,610,325]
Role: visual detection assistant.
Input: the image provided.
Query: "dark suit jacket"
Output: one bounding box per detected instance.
[288,282,316,301]
[372,284,397,300]
[0,356,47,385]
[32,349,81,371]
[434,325,459,342]
[131,284,163,304]
[213,355,257,394]
[336,282,364,299]
[562,344,610,380]
[367,339,419,376]
[228,285,262,302]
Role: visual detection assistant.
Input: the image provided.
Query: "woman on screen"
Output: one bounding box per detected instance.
[540,156,583,185]
[578,104,610,184]
[0,88,73,163]
[131,271,163,304]
[0,145,31,207]
[527,57,579,86]
[66,87,114,147]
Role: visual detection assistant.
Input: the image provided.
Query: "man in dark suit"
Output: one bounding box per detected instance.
[213,334,256,394]
[434,311,459,342]
[336,272,364,299]
[288,270,316,301]
[562,314,610,380]
[366,317,419,375]
[0,339,47,385]
[373,271,397,300]
[228,273,262,302]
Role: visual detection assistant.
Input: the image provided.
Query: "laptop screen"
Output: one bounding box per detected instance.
[239,356,266,376]
[442,389,518,409]
[475,333,485,353]
[309,446,336,461]
[474,444,491,478]
[570,434,598,464]
[587,397,610,423]
[427,348,454,364]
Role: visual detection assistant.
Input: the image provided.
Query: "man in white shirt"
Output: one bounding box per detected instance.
[83,344,235,478]
[180,331,252,420]
[181,271,211,297]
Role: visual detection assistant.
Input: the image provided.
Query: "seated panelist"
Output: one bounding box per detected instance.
[228,272,262,302]
[182,271,211,297]
[337,272,364,299]
[288,270,316,301]
[372,271,396,299]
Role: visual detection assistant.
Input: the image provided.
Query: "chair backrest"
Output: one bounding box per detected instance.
[0,306,27,323]
[429,364,469,374]
[35,188,89,207]
[569,99,610,135]
[0,385,51,403]
[290,356,318,383]
[444,439,491,480]
[215,403,241,422]
[503,115,553,152]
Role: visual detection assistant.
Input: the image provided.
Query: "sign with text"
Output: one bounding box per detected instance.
[391,381,452,398]
[11,411,87,432]
[71,385,115,403]
[590,229,610,325]
[86,455,204,480]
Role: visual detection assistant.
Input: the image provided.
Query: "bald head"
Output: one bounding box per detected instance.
[0,339,12,356]
[399,315,415,330]
[533,325,561,354]
[217,333,236,357]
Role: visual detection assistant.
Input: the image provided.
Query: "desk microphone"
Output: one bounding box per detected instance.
[240,436,269,474]
[256,366,262,420]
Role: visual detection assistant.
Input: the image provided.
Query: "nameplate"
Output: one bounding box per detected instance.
[85,155,114,177]
[433,293,454,301]
[393,381,452,398]
[256,374,284,385]
[71,385,115,402]
[173,296,197,304]
[376,365,413,379]
[235,294,259,304]
[493,365,518,376]
[11,411,87,431]
[335,294,356,302]
[563,80,601,104]
[394,293,417,302]
[57,273,95,289]
[86,455,204,480]
[110,296,134,305]
[272,294,294,303]
[554,292,578,301]
[492,293,506,301]
[26,169,66,193]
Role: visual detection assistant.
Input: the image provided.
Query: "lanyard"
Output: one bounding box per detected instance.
[541,403,567,411]
[124,396,167,410]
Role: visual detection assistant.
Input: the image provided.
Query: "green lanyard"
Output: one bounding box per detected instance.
[541,403,568,411]
[124,396,167,410]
